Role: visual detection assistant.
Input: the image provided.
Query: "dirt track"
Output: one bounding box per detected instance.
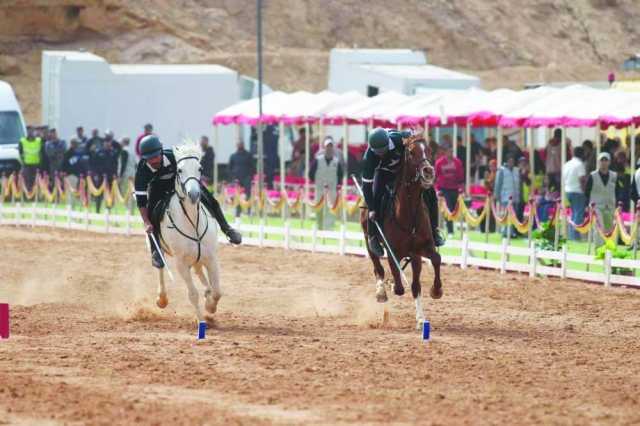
[1,226,640,425]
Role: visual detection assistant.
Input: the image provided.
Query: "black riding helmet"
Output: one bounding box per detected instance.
[368,128,391,155]
[140,135,162,159]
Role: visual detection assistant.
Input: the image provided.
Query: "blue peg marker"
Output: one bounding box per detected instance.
[198,321,207,339]
[422,320,430,341]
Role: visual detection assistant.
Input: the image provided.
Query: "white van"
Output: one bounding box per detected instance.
[0,80,27,174]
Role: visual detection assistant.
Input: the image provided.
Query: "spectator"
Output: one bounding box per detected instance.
[135,123,153,158]
[612,150,631,211]
[483,159,497,193]
[545,129,563,192]
[310,137,343,230]
[87,129,103,154]
[75,126,88,148]
[229,139,254,215]
[585,152,617,243]
[263,125,279,189]
[18,125,45,190]
[435,142,464,234]
[104,130,121,152]
[518,156,530,216]
[62,138,85,188]
[44,128,67,178]
[89,138,119,212]
[199,135,215,186]
[582,139,596,175]
[631,159,640,208]
[494,154,520,237]
[290,127,307,177]
[118,137,136,196]
[562,146,587,240]
[502,136,523,166]
[456,133,482,182]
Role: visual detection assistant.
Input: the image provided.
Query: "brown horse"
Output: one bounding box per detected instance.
[360,135,443,328]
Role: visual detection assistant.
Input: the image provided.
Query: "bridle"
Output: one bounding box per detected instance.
[166,155,209,264]
[391,138,433,236]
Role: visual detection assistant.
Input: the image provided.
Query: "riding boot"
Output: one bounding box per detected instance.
[200,186,242,244]
[422,187,445,247]
[367,214,385,257]
[148,233,165,269]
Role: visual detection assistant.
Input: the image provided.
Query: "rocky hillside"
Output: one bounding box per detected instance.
[1,0,639,122]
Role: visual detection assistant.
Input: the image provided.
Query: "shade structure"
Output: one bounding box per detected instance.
[212,86,640,129]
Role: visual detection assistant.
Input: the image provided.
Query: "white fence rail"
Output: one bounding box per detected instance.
[0,203,638,288]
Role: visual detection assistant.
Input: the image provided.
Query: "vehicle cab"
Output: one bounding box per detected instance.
[0,80,27,174]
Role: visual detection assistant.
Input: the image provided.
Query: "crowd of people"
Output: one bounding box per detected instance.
[17,122,640,238]
[17,124,219,212]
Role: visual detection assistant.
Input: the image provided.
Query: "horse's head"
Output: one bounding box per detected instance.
[403,135,434,189]
[173,143,203,205]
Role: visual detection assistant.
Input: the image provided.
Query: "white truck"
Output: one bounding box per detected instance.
[0,80,27,174]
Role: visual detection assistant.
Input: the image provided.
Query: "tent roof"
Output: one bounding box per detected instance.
[359,64,480,82]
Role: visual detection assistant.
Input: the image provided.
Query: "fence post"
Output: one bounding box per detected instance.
[31,200,37,227]
[84,207,89,231]
[0,198,3,225]
[66,203,72,229]
[339,224,346,256]
[312,222,318,253]
[105,208,110,233]
[500,237,508,274]
[125,206,131,236]
[461,233,469,269]
[258,218,265,248]
[561,244,568,279]
[284,220,290,250]
[604,250,612,288]
[16,202,21,226]
[529,242,537,278]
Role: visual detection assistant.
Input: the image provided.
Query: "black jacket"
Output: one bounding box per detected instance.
[134,149,177,208]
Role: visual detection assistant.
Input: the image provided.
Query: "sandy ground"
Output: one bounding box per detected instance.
[1,226,640,425]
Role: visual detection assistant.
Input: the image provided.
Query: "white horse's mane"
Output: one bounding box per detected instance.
[173,140,202,161]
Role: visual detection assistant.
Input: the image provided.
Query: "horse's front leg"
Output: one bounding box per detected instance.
[388,257,405,296]
[176,262,204,323]
[156,267,168,309]
[199,257,221,315]
[411,256,425,329]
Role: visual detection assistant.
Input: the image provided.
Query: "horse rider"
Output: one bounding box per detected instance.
[134,135,242,268]
[362,127,444,257]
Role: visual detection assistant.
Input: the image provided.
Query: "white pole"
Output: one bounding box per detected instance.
[561,126,567,238]
[213,124,219,195]
[630,124,636,211]
[465,122,471,194]
[595,121,601,158]
[528,127,534,194]
[497,127,503,166]
[453,123,458,158]
[342,122,349,225]
[424,118,429,142]
[279,122,285,193]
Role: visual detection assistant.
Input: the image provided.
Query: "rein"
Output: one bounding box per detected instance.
[390,140,428,236]
[166,155,209,264]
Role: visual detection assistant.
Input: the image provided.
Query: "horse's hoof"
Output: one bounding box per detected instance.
[376,292,388,303]
[205,299,218,314]
[394,285,405,296]
[156,294,168,309]
[430,285,443,299]
[416,321,423,331]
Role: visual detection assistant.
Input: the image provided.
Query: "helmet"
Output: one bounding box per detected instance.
[140,135,162,159]
[368,128,390,155]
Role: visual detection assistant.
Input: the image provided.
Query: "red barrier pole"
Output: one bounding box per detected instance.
[0,303,9,339]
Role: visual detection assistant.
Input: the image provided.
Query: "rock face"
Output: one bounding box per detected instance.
[1,0,639,122]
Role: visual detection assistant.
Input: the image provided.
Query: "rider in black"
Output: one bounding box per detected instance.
[362,128,444,257]
[134,135,242,268]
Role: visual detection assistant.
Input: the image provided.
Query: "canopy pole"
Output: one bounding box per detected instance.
[560,126,567,239]
[465,122,471,194]
[527,127,534,195]
[630,124,636,211]
[279,122,285,193]
[256,0,264,218]
[424,119,429,142]
[304,122,311,220]
[213,124,219,195]
[453,123,458,158]
[435,126,440,145]
[496,127,503,166]
[342,122,349,225]
[595,121,601,158]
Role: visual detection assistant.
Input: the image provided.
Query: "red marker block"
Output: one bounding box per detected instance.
[0,303,9,339]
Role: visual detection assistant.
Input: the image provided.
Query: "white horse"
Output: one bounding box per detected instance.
[155,144,221,323]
